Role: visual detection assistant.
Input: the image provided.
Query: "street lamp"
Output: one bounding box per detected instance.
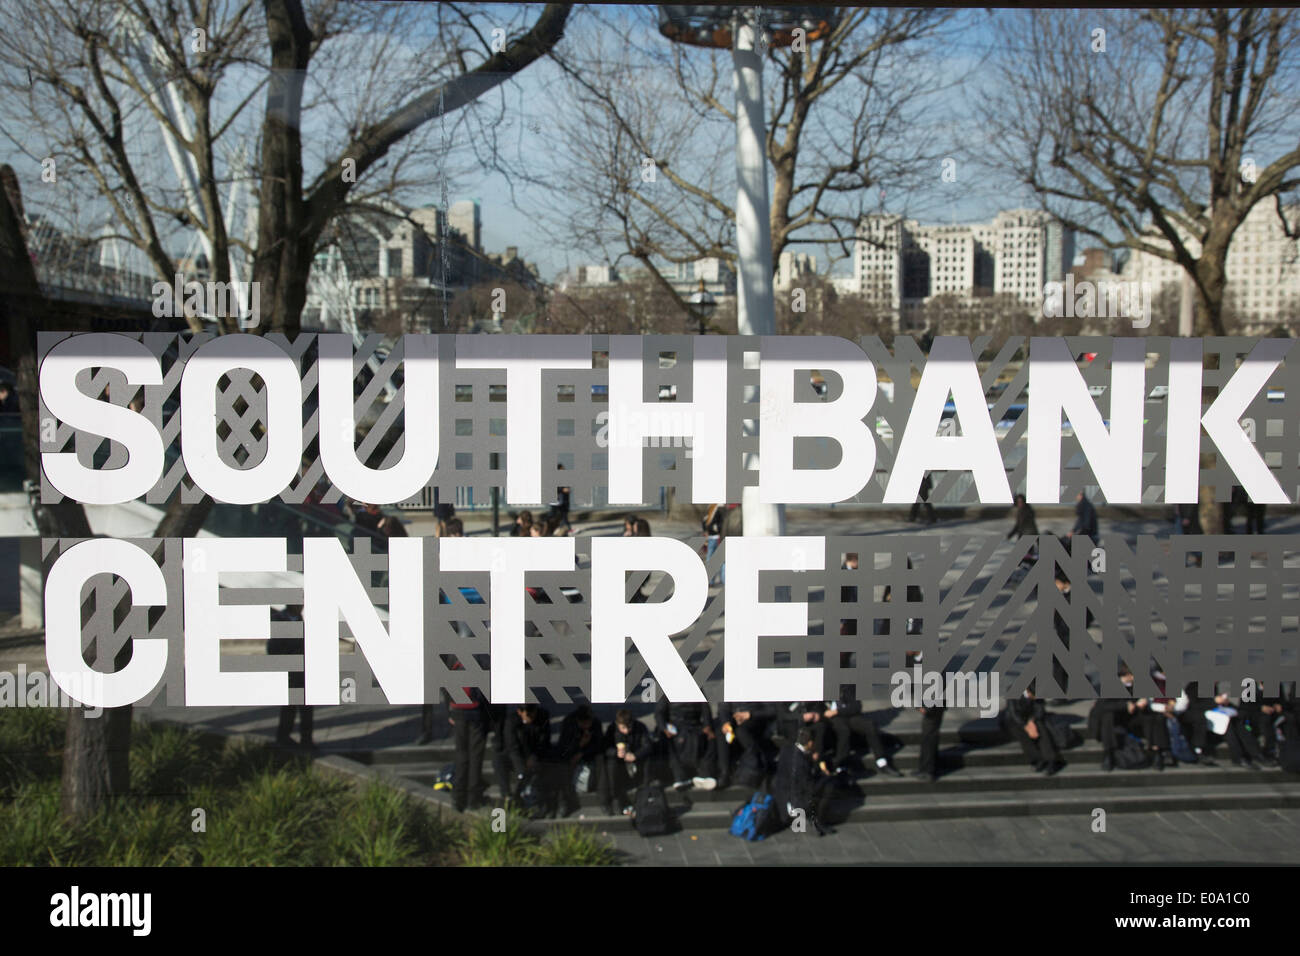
[687,278,717,334]
[658,5,837,538]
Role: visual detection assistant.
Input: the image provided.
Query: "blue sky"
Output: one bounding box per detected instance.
[454,5,1045,280]
[7,5,1290,285]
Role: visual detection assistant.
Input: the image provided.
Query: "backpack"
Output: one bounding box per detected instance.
[1113,733,1152,769]
[433,764,455,791]
[729,792,777,841]
[633,782,673,837]
[734,747,772,790]
[1166,717,1196,763]
[1044,714,1083,752]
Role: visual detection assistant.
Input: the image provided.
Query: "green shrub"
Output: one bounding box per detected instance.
[0,714,616,867]
[535,826,619,866]
[130,723,204,797]
[201,766,349,866]
[0,708,65,795]
[0,780,80,866]
[327,781,459,866]
[457,805,542,866]
[93,799,198,867]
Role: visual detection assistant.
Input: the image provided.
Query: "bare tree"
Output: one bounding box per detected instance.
[979,8,1300,336]
[0,0,572,821]
[773,275,893,339]
[537,5,967,323]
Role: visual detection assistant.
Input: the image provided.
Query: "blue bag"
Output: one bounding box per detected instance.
[729,792,777,841]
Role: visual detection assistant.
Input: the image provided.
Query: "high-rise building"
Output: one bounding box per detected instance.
[448,199,482,252]
[854,209,1075,325]
[854,215,904,308]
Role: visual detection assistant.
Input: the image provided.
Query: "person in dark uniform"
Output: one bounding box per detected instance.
[503,703,552,799]
[820,689,902,777]
[1003,685,1064,774]
[915,706,944,781]
[1007,493,1038,540]
[908,650,944,781]
[417,517,477,745]
[545,464,573,534]
[1194,685,1267,769]
[1069,490,1099,543]
[442,670,490,811]
[1173,503,1203,566]
[1245,494,1267,535]
[600,709,654,816]
[269,605,313,749]
[1223,485,1247,534]
[775,700,820,749]
[655,699,717,789]
[716,701,775,788]
[702,503,726,584]
[432,487,456,537]
[1235,686,1284,765]
[909,472,936,524]
[555,704,603,816]
[772,727,835,835]
[1088,666,1169,770]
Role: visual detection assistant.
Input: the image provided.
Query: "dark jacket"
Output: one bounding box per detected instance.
[504,708,552,764]
[440,682,491,721]
[1004,694,1046,730]
[1007,502,1038,539]
[556,712,604,763]
[1073,496,1098,540]
[602,720,655,761]
[720,702,775,726]
[655,700,712,735]
[771,741,823,819]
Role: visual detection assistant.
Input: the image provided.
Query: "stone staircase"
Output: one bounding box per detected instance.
[336,708,1300,832]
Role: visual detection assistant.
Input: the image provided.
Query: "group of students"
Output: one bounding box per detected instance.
[1085,667,1299,771]
[431,686,944,826]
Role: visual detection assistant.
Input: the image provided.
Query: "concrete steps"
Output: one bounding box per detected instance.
[338,724,1300,828]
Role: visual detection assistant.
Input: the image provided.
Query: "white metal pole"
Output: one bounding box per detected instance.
[733,8,785,537]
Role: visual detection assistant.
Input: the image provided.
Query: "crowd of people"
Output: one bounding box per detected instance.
[1084,668,1299,772]
[265,482,1295,835]
[427,692,925,826]
[422,669,1300,832]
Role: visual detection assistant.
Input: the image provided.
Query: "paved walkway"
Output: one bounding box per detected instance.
[594,806,1300,865]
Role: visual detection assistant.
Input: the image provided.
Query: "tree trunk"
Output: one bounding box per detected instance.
[61,704,133,820]
[1192,271,1229,535]
[256,0,313,336]
[1,166,128,822]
